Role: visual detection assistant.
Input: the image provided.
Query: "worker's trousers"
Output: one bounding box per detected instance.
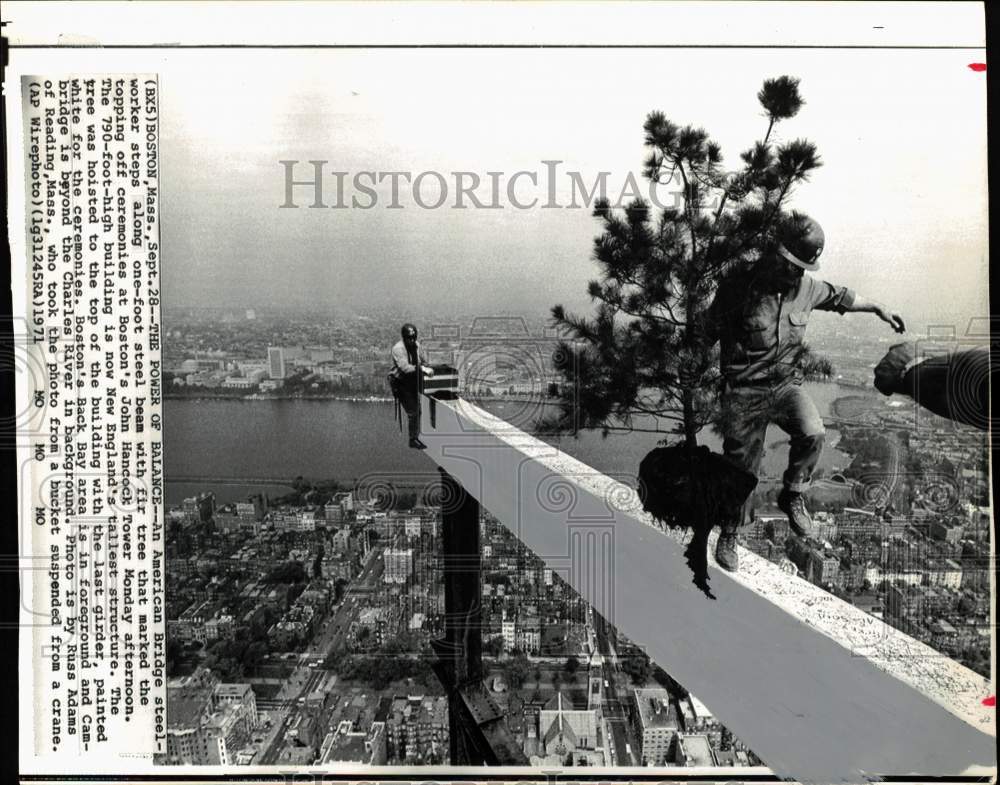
[720,378,826,528]
[396,376,421,441]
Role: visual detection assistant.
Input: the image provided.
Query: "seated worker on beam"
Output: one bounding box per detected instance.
[390,322,435,450]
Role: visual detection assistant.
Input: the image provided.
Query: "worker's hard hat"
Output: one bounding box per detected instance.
[777,214,825,271]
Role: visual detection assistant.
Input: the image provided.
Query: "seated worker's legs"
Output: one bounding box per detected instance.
[772,382,825,536]
[396,379,424,448]
[717,386,771,570]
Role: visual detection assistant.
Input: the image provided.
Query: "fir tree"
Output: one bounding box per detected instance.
[548,75,823,447]
[546,77,827,573]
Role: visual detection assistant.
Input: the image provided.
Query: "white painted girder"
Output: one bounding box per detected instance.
[420,395,995,783]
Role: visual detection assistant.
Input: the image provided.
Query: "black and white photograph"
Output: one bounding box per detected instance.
[6,3,994,784]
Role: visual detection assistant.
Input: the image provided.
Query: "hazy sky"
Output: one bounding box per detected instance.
[157,48,988,329]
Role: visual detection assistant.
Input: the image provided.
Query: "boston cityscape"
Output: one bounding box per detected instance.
[159,305,992,768]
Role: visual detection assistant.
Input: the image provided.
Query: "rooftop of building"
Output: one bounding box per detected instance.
[539,692,598,746]
[678,733,716,766]
[204,703,243,731]
[320,731,370,764]
[687,693,713,720]
[415,695,448,725]
[215,682,253,697]
[165,695,209,731]
[634,687,679,730]
[277,745,316,766]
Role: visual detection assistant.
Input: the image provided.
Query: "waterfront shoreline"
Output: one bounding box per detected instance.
[163,383,865,506]
[166,393,395,403]
[163,393,561,405]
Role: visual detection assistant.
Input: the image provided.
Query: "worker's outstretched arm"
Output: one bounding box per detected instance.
[842,294,906,333]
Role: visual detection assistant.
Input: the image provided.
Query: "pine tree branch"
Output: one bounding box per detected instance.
[703,112,778,268]
[620,304,684,327]
[655,301,686,327]
[726,172,796,262]
[674,161,696,239]
[763,116,775,146]
[602,267,687,328]
[552,77,816,450]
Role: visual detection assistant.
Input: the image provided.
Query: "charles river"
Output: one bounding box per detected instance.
[164,383,868,506]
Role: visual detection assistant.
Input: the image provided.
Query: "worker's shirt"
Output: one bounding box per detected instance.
[708,273,856,385]
[390,339,428,378]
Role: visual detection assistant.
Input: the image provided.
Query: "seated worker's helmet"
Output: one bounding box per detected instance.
[777,214,825,271]
[401,323,418,339]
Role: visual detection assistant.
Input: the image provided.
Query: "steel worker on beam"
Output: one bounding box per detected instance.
[706,214,906,571]
[389,323,435,450]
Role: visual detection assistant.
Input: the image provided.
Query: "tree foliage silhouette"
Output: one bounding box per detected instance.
[546,76,826,449]
[545,77,830,590]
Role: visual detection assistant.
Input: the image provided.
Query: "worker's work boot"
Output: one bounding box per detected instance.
[409,438,427,450]
[715,527,740,572]
[778,488,815,538]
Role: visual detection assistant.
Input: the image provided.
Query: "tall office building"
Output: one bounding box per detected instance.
[404,516,422,539]
[268,346,286,380]
[633,687,680,766]
[384,548,414,585]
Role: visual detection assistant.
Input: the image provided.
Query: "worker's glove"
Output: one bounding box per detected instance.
[873,342,914,396]
[421,365,435,377]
